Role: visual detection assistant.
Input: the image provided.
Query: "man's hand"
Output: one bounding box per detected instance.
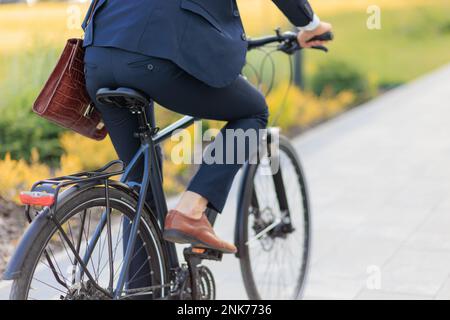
[297,21,333,48]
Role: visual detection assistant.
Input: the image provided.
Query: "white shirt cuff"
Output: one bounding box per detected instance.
[298,14,321,32]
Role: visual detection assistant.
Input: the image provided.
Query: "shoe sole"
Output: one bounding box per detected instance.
[163,229,236,254]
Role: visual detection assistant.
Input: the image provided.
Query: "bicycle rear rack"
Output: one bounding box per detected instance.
[21,160,125,223]
[16,160,127,299]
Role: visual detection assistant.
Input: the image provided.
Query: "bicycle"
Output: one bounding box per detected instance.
[4,29,332,300]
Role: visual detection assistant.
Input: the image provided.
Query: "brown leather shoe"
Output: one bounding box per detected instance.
[163,210,237,254]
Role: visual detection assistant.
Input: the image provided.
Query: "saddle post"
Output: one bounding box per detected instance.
[132,101,154,144]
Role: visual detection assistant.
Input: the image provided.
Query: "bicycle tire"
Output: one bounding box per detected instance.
[10,187,169,300]
[237,134,311,300]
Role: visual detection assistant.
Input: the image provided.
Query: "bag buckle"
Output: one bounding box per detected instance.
[96,121,105,130]
[83,103,94,118]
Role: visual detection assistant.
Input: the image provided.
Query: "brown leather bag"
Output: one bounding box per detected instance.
[33,0,106,141]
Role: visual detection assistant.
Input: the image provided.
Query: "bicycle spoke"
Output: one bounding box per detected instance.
[40,259,70,285]
[126,263,151,287]
[49,216,112,298]
[113,243,146,283]
[66,221,75,249]
[126,271,154,288]
[56,231,75,266]
[33,277,68,296]
[96,212,108,280]
[97,219,124,277]
[82,209,99,281]
[46,246,69,284]
[105,188,115,292]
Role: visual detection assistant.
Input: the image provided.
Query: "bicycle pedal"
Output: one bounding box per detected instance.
[192,248,206,254]
[183,247,223,261]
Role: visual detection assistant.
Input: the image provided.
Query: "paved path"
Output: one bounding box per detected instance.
[210,63,450,300]
[1,64,450,300]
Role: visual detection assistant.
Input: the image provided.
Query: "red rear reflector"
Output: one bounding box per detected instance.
[19,191,55,206]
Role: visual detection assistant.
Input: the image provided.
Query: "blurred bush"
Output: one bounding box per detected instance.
[0,45,64,166]
[310,60,372,101]
[0,149,50,203]
[267,81,356,132]
[0,130,190,203]
[58,132,116,171]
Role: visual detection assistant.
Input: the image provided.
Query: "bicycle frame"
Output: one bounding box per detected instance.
[5,28,325,299]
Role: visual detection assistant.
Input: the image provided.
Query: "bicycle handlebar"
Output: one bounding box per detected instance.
[247,29,334,54]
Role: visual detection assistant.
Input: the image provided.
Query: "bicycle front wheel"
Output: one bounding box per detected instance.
[237,134,311,300]
[10,187,168,300]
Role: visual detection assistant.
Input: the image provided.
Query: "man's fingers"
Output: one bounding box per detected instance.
[309,40,326,47]
[299,33,330,48]
[298,21,333,49]
[300,37,314,47]
[301,40,327,48]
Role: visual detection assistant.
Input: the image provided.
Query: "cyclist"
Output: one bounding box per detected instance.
[82,0,332,253]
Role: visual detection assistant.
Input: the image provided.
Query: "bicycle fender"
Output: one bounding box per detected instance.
[234,128,279,259]
[2,206,51,280]
[234,162,257,259]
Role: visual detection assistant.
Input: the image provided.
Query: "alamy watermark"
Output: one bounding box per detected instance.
[170,120,280,175]
[366,265,382,290]
[367,5,382,30]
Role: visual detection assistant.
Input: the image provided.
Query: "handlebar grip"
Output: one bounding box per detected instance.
[307,31,334,43]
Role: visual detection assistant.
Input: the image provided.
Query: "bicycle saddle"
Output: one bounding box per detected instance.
[96,87,150,109]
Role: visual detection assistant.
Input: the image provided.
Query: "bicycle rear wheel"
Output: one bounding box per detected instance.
[10,187,168,300]
[237,134,310,300]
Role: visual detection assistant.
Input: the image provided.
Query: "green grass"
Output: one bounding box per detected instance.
[306,4,450,86]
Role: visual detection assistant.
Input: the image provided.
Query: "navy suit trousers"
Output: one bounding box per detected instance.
[84,46,268,213]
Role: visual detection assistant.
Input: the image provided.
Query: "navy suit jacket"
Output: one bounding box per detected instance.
[82,0,315,88]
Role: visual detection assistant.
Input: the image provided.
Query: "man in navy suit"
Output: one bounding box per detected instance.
[82,0,332,253]
[83,0,330,87]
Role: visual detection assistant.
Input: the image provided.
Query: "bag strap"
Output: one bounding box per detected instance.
[86,0,100,26]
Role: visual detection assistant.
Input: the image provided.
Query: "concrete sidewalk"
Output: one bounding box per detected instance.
[1,63,450,300]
